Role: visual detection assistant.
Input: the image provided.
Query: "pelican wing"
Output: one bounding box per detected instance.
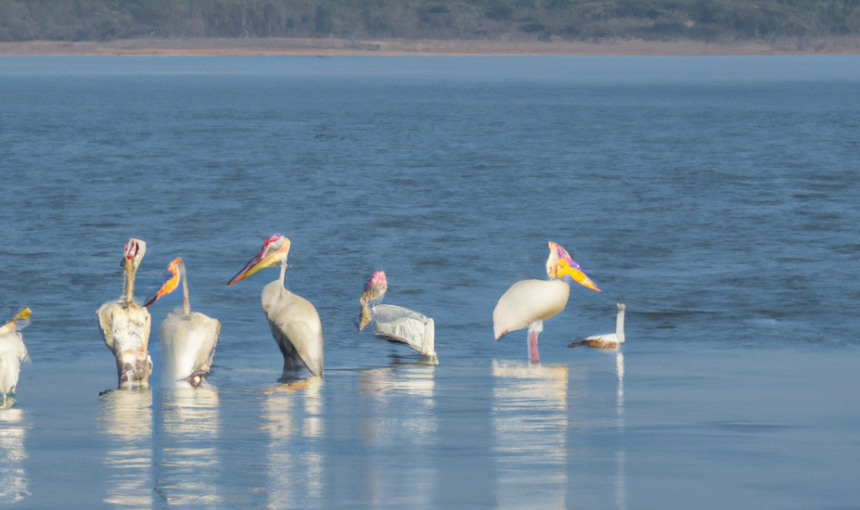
[493,279,570,339]
[159,310,221,384]
[262,281,324,376]
[96,301,152,356]
[371,304,436,357]
[0,331,28,395]
[0,331,27,362]
[96,300,152,385]
[569,334,620,349]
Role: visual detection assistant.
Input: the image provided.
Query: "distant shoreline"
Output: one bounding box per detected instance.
[3,36,860,56]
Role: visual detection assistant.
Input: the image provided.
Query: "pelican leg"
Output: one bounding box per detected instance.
[527,321,543,364]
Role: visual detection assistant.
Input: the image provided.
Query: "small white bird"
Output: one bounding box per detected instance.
[228,234,323,377]
[569,303,626,350]
[96,238,153,388]
[0,308,31,409]
[145,257,220,388]
[494,241,601,363]
[359,271,436,359]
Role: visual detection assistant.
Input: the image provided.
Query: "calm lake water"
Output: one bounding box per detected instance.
[0,55,859,509]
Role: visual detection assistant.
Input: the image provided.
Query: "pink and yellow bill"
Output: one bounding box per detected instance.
[547,241,601,292]
[227,234,291,286]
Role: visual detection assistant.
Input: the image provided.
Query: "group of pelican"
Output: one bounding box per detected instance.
[92,234,326,390]
[1,236,625,406]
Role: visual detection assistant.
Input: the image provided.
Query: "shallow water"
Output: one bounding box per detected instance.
[0,55,859,509]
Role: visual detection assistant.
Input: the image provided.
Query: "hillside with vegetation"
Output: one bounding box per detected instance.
[1,0,858,43]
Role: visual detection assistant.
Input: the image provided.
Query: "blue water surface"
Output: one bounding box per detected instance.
[0,55,858,509]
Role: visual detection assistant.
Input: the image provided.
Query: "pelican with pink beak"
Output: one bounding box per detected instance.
[228,234,323,377]
[359,271,436,358]
[144,257,220,388]
[96,238,153,388]
[493,242,601,364]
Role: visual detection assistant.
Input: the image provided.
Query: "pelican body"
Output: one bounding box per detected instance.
[494,242,601,363]
[145,258,220,388]
[228,234,323,377]
[0,309,31,408]
[569,303,625,350]
[359,271,436,358]
[96,239,153,388]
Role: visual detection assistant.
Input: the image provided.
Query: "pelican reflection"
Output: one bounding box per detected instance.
[97,389,153,509]
[262,376,325,507]
[0,408,29,503]
[492,360,571,509]
[157,387,221,506]
[359,363,437,442]
[358,363,437,505]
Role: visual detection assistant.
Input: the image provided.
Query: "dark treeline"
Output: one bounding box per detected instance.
[1,0,858,42]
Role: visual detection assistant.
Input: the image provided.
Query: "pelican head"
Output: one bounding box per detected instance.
[144,257,183,307]
[123,238,146,271]
[121,238,147,307]
[0,307,31,338]
[546,241,601,293]
[227,234,290,286]
[363,271,388,302]
[359,271,388,331]
[6,308,31,331]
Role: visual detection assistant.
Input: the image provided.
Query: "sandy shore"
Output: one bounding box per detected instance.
[2,36,860,56]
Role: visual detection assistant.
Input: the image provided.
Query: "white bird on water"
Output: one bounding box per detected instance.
[359,270,437,359]
[569,303,626,350]
[144,257,220,388]
[96,238,153,388]
[0,308,31,409]
[228,234,323,377]
[493,241,601,363]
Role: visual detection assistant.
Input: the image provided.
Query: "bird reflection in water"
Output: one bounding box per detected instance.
[97,389,153,509]
[262,376,325,507]
[614,352,627,510]
[492,360,571,509]
[156,387,221,506]
[0,408,29,503]
[358,362,437,505]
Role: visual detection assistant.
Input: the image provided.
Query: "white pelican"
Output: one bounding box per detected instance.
[96,238,153,388]
[228,234,323,377]
[144,257,220,388]
[359,271,437,358]
[0,309,31,408]
[493,241,601,363]
[569,303,626,350]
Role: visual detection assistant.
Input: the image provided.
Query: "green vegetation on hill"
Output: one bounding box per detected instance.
[1,0,858,42]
